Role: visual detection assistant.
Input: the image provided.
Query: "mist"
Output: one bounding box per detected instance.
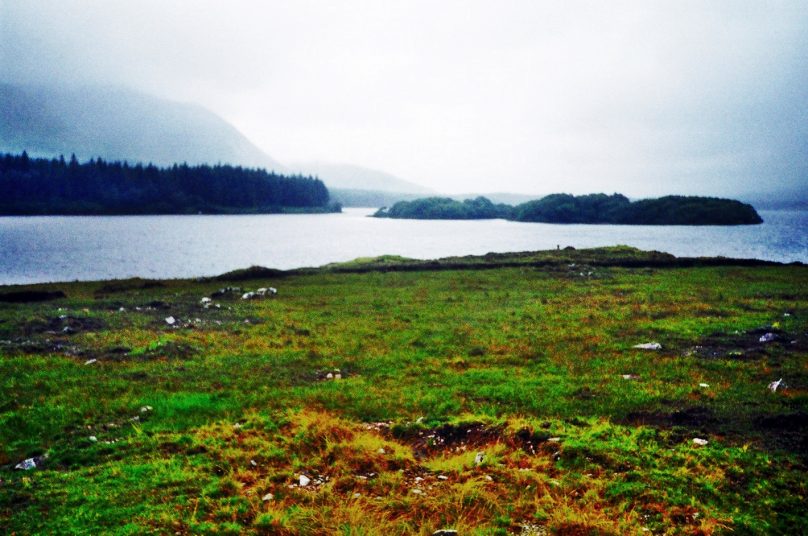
[2,0,807,197]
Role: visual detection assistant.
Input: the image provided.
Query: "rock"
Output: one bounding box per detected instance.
[474,452,485,466]
[118,307,126,312]
[262,492,274,501]
[699,383,709,388]
[414,476,424,483]
[250,459,258,467]
[256,288,268,296]
[84,358,97,365]
[633,342,662,350]
[377,448,386,454]
[334,373,342,380]
[485,475,493,481]
[326,372,333,379]
[759,332,777,343]
[268,287,278,295]
[165,316,176,326]
[437,475,448,480]
[433,530,458,536]
[15,457,37,470]
[241,292,256,300]
[89,436,98,442]
[140,405,153,413]
[299,474,311,487]
[200,297,212,306]
[768,378,783,392]
[621,374,640,380]
[692,438,709,446]
[353,492,361,498]
[411,488,424,495]
[547,437,561,443]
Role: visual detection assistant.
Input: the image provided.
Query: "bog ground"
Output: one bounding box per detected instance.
[1,247,806,535]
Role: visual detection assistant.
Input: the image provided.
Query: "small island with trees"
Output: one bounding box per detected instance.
[373,193,763,225]
[0,152,340,215]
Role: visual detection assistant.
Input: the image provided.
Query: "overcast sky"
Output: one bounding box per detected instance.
[2,1,807,196]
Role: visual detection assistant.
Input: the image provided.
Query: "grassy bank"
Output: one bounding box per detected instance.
[1,247,806,535]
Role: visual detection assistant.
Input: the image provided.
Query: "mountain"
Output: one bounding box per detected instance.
[290,162,434,194]
[0,83,284,171]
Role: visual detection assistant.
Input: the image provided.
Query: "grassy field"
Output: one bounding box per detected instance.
[0,247,806,535]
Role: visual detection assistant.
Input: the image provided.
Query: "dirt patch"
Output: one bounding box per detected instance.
[94,278,164,296]
[623,406,715,429]
[392,422,503,458]
[687,326,804,360]
[22,315,106,336]
[0,290,66,303]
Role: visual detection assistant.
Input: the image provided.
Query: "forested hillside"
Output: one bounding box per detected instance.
[0,152,336,215]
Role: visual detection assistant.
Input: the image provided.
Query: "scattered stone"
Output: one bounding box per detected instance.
[241,292,256,300]
[15,458,37,470]
[140,405,153,413]
[411,488,424,495]
[692,438,709,446]
[89,436,98,442]
[118,307,126,312]
[547,437,561,443]
[326,372,333,379]
[474,452,486,466]
[84,358,97,365]
[261,492,274,502]
[250,459,258,467]
[621,374,640,380]
[699,383,710,388]
[164,316,176,326]
[416,416,425,424]
[377,448,386,454]
[485,475,493,481]
[759,332,777,343]
[768,378,783,393]
[437,475,448,480]
[269,287,278,296]
[633,342,662,350]
[352,492,361,499]
[432,530,458,536]
[334,373,342,380]
[414,476,424,483]
[299,474,311,487]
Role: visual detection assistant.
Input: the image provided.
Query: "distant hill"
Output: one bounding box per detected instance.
[329,188,426,208]
[291,162,433,194]
[0,83,284,171]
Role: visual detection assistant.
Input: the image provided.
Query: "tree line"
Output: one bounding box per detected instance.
[374,193,763,225]
[0,152,339,215]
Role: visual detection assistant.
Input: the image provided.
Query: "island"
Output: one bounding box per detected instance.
[373,193,763,225]
[0,151,341,215]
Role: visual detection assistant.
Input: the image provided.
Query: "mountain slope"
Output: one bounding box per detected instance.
[291,162,433,193]
[0,84,284,171]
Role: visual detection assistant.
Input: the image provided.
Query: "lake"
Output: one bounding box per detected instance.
[0,208,806,285]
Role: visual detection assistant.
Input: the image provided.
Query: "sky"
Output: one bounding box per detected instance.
[2,0,807,196]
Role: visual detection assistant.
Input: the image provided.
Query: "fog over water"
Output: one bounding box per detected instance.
[2,1,807,198]
[0,209,805,285]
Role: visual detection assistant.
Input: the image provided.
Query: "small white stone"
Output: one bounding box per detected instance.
[250,459,258,467]
[334,373,342,380]
[411,488,424,495]
[84,358,97,365]
[699,383,709,388]
[88,436,97,442]
[299,474,311,487]
[262,493,274,501]
[633,342,662,350]
[165,316,176,325]
[474,452,485,466]
[692,438,708,446]
[140,405,153,413]
[377,448,386,454]
[326,372,333,379]
[352,492,361,498]
[437,475,448,480]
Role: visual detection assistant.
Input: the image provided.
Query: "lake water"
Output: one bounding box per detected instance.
[0,208,805,285]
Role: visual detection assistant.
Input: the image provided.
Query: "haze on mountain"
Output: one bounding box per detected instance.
[289,162,434,194]
[0,84,283,172]
[2,1,807,200]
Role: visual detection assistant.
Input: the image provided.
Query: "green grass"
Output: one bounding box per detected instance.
[1,247,806,534]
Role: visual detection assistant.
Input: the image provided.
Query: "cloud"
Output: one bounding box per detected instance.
[2,0,807,196]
